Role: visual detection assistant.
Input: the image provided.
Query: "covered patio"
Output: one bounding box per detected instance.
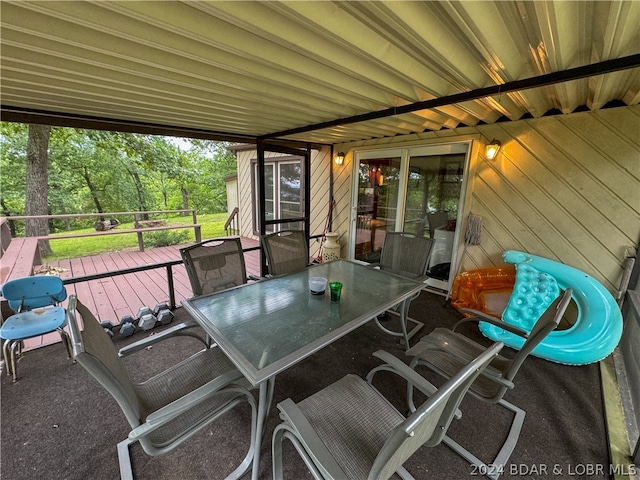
[1,1,639,478]
[1,291,611,480]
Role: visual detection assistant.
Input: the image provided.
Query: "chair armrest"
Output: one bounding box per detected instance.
[409,337,513,389]
[118,320,207,357]
[457,308,497,319]
[367,350,463,419]
[368,350,437,397]
[128,369,248,441]
[454,311,529,337]
[276,398,348,479]
[410,335,479,365]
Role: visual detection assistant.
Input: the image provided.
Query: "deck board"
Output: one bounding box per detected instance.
[22,237,261,350]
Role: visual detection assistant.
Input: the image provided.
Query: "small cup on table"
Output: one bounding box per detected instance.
[309,277,328,295]
[329,282,343,303]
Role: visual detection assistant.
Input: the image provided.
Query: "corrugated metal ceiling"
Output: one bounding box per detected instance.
[1,1,639,144]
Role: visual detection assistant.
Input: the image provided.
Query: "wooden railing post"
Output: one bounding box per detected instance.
[137,231,145,251]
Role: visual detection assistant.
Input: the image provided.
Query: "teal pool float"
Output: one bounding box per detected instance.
[479,250,623,365]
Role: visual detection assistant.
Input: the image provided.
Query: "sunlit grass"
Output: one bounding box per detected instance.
[41,212,230,262]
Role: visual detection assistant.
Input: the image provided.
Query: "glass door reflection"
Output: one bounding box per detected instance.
[354,155,401,263]
[402,153,465,282]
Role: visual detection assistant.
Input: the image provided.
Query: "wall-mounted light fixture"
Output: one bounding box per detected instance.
[334,152,345,165]
[485,139,501,160]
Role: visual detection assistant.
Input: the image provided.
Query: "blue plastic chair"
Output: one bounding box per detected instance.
[0,275,71,381]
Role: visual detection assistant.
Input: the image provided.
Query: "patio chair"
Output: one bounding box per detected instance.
[163,237,256,348]
[426,211,448,238]
[272,342,504,480]
[406,288,573,480]
[374,232,434,348]
[180,237,251,295]
[260,229,310,276]
[66,295,257,480]
[0,275,71,382]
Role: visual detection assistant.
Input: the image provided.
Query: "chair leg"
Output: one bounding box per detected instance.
[272,426,325,480]
[2,339,13,376]
[57,328,72,360]
[272,424,286,480]
[374,313,424,347]
[374,299,423,350]
[9,340,21,382]
[225,394,258,480]
[441,399,525,480]
[404,316,425,344]
[117,438,135,480]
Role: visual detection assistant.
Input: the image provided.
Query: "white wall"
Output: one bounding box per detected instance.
[225,176,238,213]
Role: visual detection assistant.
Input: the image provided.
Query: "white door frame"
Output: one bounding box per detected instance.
[348,140,475,292]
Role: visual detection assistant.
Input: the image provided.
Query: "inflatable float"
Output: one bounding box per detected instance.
[450,266,517,317]
[452,250,623,366]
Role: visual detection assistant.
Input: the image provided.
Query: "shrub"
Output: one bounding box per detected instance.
[143,229,189,248]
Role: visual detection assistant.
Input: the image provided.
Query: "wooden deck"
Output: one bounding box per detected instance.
[25,237,261,350]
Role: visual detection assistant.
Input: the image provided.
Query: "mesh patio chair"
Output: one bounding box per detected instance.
[0,275,71,382]
[180,237,251,295]
[272,342,504,480]
[374,232,434,349]
[260,229,310,276]
[66,295,257,480]
[153,237,256,350]
[406,288,573,480]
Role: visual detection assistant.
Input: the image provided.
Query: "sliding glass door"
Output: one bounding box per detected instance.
[350,142,471,291]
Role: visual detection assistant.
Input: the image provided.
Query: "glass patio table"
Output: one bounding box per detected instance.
[182,259,425,480]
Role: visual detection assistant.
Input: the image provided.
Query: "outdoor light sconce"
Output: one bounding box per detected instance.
[485,139,501,160]
[334,152,345,165]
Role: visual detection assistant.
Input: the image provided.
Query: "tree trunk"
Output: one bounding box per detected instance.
[82,165,105,220]
[25,124,52,256]
[133,171,149,220]
[181,186,189,215]
[125,168,149,220]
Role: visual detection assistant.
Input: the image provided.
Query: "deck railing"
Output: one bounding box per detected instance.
[1,214,322,314]
[2,209,202,252]
[60,243,264,310]
[224,207,239,236]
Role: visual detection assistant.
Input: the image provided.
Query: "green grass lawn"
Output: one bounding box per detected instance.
[41,213,230,262]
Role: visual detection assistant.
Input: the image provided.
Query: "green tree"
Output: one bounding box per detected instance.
[1,124,238,233]
[187,140,237,213]
[0,123,28,235]
[25,124,53,255]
